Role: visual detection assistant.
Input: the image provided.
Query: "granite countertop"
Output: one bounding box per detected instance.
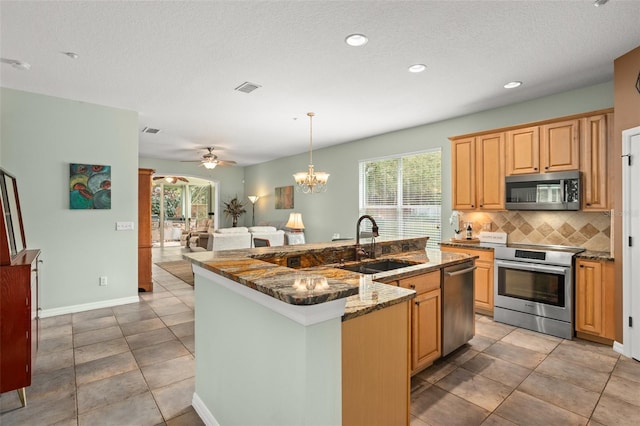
[576,250,614,261]
[184,240,475,321]
[440,241,614,261]
[439,241,496,251]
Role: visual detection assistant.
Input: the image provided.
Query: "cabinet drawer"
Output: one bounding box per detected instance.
[398,270,440,294]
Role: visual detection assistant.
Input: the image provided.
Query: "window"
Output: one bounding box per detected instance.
[359,149,441,249]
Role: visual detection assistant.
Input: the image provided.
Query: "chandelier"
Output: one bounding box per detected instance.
[293,112,329,193]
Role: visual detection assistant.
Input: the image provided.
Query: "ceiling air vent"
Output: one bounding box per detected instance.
[234,81,262,94]
[142,127,160,134]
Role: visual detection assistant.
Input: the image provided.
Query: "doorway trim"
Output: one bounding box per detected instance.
[618,125,640,359]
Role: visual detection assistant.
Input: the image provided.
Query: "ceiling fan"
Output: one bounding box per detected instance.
[182,147,237,169]
[153,176,189,184]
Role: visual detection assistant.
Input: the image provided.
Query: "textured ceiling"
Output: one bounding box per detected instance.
[2,1,640,166]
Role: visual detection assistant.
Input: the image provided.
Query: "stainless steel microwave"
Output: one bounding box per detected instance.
[505,171,580,210]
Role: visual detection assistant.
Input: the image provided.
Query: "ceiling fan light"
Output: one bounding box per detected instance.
[203,161,217,170]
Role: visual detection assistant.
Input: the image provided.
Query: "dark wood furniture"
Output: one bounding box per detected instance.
[0,168,40,407]
[138,168,154,292]
[253,237,271,247]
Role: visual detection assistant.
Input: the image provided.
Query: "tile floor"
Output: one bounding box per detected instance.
[1,245,640,425]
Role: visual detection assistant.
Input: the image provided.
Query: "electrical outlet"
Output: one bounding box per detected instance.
[99,276,108,286]
[382,246,391,254]
[402,244,410,252]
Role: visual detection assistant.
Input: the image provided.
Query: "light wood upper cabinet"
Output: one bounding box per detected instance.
[580,114,610,211]
[452,133,504,211]
[451,137,476,210]
[506,121,579,175]
[506,126,540,175]
[540,119,580,172]
[476,133,505,210]
[575,258,615,341]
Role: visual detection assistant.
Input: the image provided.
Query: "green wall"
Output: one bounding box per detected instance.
[1,88,139,312]
[244,81,614,243]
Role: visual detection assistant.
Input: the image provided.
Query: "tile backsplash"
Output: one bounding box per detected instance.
[456,210,612,252]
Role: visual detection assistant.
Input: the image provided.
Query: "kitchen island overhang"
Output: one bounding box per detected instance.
[184,238,474,426]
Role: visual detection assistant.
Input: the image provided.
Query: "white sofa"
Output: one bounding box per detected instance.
[192,225,286,252]
[248,226,285,247]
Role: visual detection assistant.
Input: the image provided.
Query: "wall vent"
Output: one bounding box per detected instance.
[142,127,160,134]
[234,81,262,94]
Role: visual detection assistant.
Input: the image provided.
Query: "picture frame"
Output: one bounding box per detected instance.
[275,186,294,209]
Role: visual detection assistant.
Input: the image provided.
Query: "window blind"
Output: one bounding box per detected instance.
[359,149,442,249]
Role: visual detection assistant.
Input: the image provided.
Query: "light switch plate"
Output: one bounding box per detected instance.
[116,221,134,231]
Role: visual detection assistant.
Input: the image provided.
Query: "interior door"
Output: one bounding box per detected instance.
[622,126,640,361]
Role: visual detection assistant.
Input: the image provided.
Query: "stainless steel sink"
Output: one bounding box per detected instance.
[338,259,417,274]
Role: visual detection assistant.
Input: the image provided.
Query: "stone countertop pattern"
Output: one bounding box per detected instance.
[439,241,496,251]
[184,241,475,321]
[576,250,614,261]
[440,241,615,261]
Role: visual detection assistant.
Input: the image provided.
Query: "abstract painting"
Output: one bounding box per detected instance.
[70,163,111,209]
[275,185,294,209]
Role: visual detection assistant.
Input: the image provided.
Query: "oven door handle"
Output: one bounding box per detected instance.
[444,265,477,277]
[495,259,568,275]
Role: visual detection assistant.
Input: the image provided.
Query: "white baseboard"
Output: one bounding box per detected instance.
[39,296,140,318]
[613,340,628,357]
[192,392,219,426]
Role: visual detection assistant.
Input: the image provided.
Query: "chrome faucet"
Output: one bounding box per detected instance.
[355,215,379,261]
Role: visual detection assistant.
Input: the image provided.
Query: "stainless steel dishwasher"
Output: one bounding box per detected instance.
[442,260,476,357]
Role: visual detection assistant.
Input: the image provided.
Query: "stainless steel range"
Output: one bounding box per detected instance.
[493,243,585,339]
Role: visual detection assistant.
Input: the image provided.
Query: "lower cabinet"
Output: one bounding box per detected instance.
[342,301,410,426]
[575,258,615,342]
[412,288,441,372]
[390,270,442,375]
[440,246,494,315]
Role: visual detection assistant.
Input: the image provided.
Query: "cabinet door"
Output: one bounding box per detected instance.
[506,126,540,175]
[541,119,580,172]
[476,133,505,210]
[452,138,476,210]
[576,259,603,335]
[580,114,609,210]
[412,289,441,372]
[474,260,494,315]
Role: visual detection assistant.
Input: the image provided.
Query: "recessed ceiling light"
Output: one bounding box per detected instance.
[594,0,609,6]
[345,34,368,47]
[408,64,427,73]
[62,51,79,59]
[504,81,522,89]
[0,58,31,71]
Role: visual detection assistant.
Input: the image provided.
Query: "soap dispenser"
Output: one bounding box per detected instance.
[466,223,473,240]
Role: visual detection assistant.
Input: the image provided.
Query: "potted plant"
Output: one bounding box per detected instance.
[223,196,247,227]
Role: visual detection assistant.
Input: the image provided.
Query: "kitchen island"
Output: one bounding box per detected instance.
[184,238,473,426]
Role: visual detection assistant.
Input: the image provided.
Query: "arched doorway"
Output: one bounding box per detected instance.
[151,174,219,248]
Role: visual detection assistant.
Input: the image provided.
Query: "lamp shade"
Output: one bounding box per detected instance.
[247,195,259,204]
[285,212,305,230]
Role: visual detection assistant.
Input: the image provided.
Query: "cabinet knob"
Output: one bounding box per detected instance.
[409,284,416,289]
[586,203,591,206]
[480,204,483,208]
[471,204,475,208]
[580,265,584,268]
[545,166,549,170]
[415,301,420,306]
[534,167,538,171]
